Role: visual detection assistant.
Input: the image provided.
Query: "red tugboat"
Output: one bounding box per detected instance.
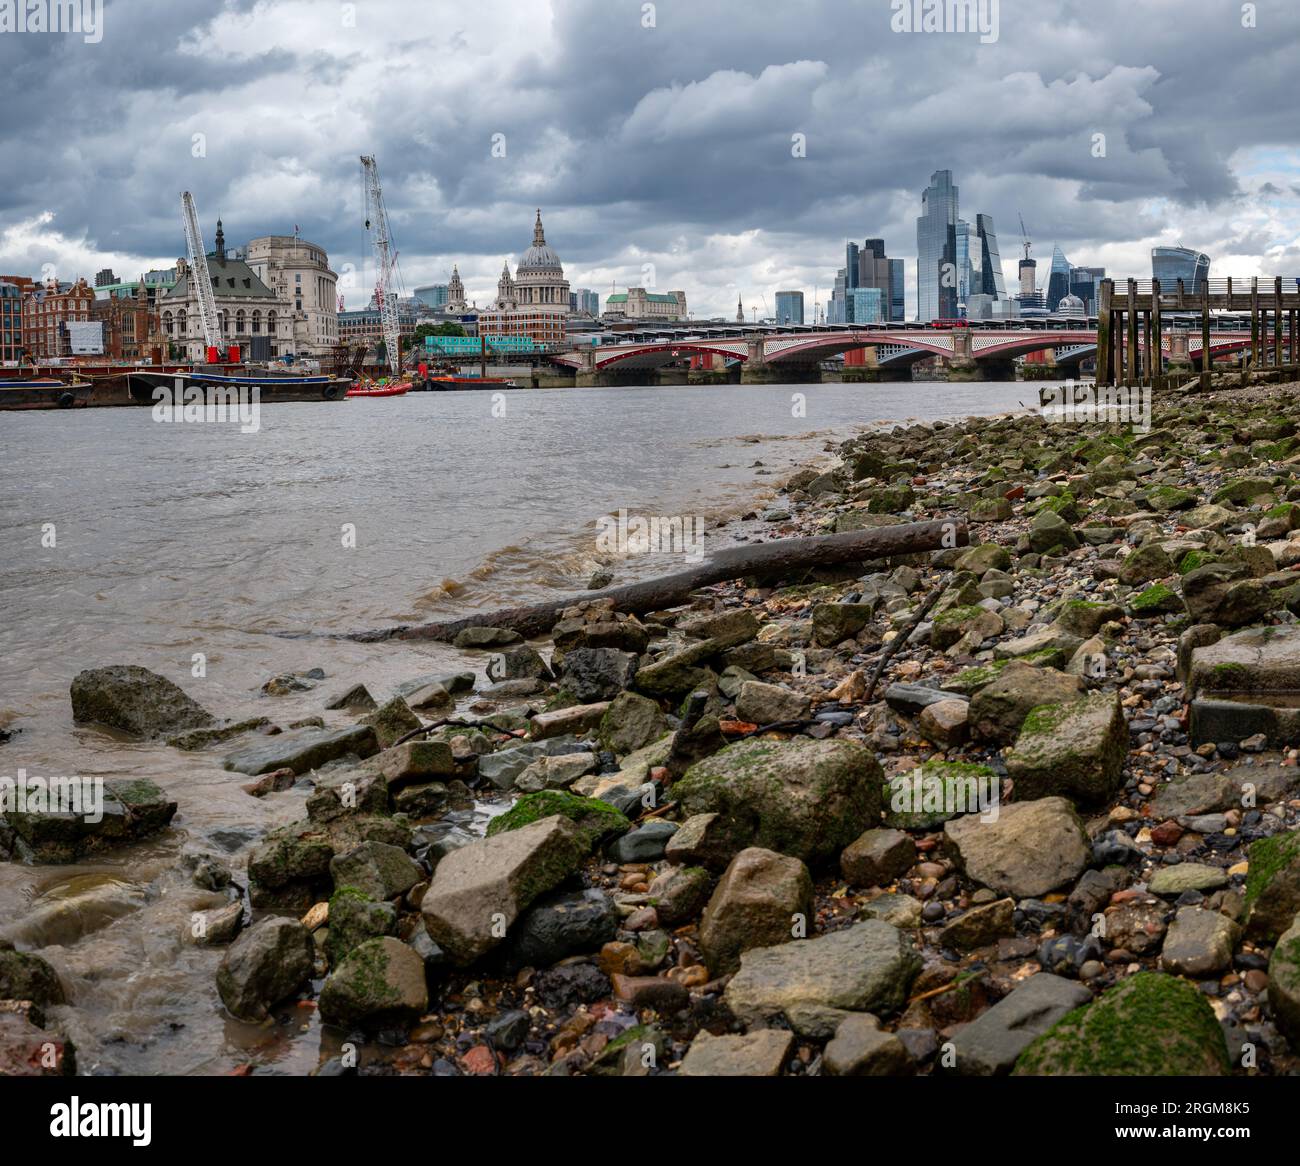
[347,378,411,397]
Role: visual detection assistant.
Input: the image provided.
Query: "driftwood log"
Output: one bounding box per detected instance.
[351,518,968,643]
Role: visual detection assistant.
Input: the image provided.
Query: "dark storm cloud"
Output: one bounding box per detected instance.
[2,0,1299,315]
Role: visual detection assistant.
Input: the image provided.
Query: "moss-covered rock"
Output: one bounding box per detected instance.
[674,738,882,866]
[1243,829,1300,941]
[487,790,630,849]
[1013,972,1230,1076]
[1005,691,1128,804]
[318,936,428,1027]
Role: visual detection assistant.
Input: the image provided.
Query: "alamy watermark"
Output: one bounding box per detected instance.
[596,508,705,563]
[151,384,261,434]
[890,765,1000,823]
[0,769,103,823]
[0,0,103,44]
[1041,381,1151,434]
[890,0,999,43]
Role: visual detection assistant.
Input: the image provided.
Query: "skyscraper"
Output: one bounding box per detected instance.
[1152,247,1210,292]
[888,259,905,321]
[956,219,973,309]
[845,242,860,292]
[973,215,1006,300]
[916,170,958,321]
[775,290,805,325]
[1046,245,1073,312]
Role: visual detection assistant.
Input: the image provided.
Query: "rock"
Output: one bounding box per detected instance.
[3,778,178,864]
[917,699,969,747]
[1266,915,1300,1048]
[192,901,245,947]
[1148,863,1228,897]
[513,750,596,794]
[948,973,1092,1075]
[487,790,630,850]
[329,841,423,901]
[361,697,422,750]
[645,864,713,926]
[955,543,1012,575]
[223,725,379,776]
[674,737,883,866]
[70,665,214,739]
[486,645,553,683]
[306,769,389,824]
[537,963,613,1009]
[0,950,65,1007]
[1028,510,1079,554]
[1243,830,1300,941]
[812,603,877,646]
[1149,772,1236,819]
[372,740,458,786]
[215,917,315,1021]
[420,815,587,964]
[324,890,397,966]
[1013,972,1230,1076]
[698,848,814,976]
[477,735,585,789]
[1182,561,1273,627]
[318,936,428,1027]
[1004,690,1128,804]
[1052,599,1126,638]
[858,892,924,930]
[679,1028,793,1077]
[938,898,1015,951]
[453,626,523,649]
[969,665,1085,744]
[1119,543,1176,587]
[663,812,747,871]
[884,760,999,831]
[557,648,638,703]
[168,717,272,751]
[884,682,962,716]
[944,798,1089,899]
[1160,906,1240,977]
[968,497,1013,524]
[735,680,811,725]
[723,920,921,1028]
[840,828,914,888]
[529,703,610,741]
[507,888,620,969]
[405,682,453,712]
[325,683,377,712]
[823,1013,913,1076]
[931,605,1004,651]
[0,1002,73,1076]
[607,819,678,863]
[598,692,671,755]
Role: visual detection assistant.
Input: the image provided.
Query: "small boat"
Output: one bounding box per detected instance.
[419,374,520,390]
[346,379,412,398]
[0,379,94,410]
[127,367,350,404]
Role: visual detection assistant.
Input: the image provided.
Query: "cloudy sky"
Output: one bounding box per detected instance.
[3,0,1300,320]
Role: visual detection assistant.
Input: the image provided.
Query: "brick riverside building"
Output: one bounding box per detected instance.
[93,283,165,361]
[20,277,95,360]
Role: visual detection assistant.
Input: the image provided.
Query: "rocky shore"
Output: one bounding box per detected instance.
[7,380,1300,1077]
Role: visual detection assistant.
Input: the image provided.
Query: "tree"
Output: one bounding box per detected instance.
[403,321,467,351]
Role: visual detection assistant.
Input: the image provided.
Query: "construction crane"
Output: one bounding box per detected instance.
[180,191,224,361]
[360,155,402,376]
[1019,212,1033,262]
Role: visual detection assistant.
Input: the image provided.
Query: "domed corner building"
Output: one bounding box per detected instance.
[1055,293,1086,321]
[477,210,572,346]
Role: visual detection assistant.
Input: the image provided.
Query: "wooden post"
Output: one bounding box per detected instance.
[1274,278,1284,369]
[1291,307,1297,370]
[1142,310,1152,387]
[1126,279,1139,389]
[1096,279,1112,385]
[1151,277,1163,382]
[1201,283,1211,375]
[1251,277,1260,370]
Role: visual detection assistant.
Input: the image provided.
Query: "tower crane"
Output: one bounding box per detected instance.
[1019,212,1033,263]
[180,191,224,361]
[360,155,403,377]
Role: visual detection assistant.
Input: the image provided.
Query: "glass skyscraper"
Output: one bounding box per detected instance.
[916,170,959,321]
[775,290,805,325]
[888,259,905,321]
[1046,245,1072,312]
[974,215,1006,299]
[1152,247,1210,292]
[849,287,884,324]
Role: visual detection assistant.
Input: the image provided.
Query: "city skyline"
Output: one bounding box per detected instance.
[3,0,1300,320]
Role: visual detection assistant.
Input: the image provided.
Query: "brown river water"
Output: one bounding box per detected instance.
[0,380,1039,1074]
